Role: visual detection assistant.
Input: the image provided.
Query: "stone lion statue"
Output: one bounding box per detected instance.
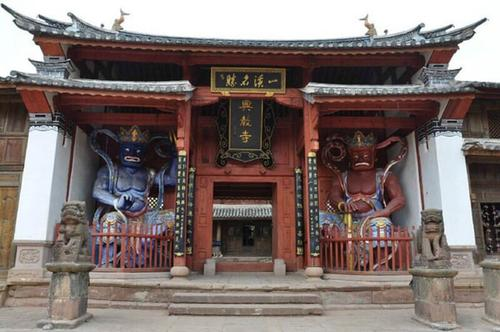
[53,201,91,263]
[414,209,451,268]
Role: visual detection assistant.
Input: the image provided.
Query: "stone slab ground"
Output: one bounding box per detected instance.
[0,305,494,332]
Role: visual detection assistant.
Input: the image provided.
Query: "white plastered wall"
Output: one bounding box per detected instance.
[67,127,99,220]
[14,128,72,241]
[418,133,475,246]
[387,132,422,228]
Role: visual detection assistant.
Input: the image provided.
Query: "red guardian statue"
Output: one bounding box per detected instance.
[321,131,408,269]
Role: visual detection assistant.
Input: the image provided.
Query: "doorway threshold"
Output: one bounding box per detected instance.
[215,256,272,263]
[214,256,273,272]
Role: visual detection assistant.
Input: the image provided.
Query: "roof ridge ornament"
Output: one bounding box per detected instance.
[359,14,377,37]
[111,9,129,32]
[419,65,462,86]
[29,58,77,79]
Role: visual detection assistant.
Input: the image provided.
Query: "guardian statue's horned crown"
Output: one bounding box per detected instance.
[345,131,376,148]
[119,125,149,143]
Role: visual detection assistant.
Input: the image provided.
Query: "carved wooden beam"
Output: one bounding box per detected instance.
[70,112,176,126]
[318,116,416,129]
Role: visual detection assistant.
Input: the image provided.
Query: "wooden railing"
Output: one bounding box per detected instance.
[90,223,174,272]
[320,224,414,274]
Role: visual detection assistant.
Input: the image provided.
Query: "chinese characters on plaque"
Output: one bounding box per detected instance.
[211,67,286,94]
[216,99,275,168]
[229,99,263,151]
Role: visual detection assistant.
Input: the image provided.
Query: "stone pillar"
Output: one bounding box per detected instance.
[66,127,99,220]
[417,120,476,270]
[480,258,500,326]
[37,202,95,329]
[9,114,72,281]
[410,267,459,330]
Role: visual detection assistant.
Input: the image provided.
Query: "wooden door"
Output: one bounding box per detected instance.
[0,91,28,270]
[0,186,18,269]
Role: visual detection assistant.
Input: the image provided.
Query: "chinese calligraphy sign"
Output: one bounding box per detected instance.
[211,67,286,94]
[229,98,262,151]
[216,99,275,168]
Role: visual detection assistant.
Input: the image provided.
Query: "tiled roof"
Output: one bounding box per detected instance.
[213,204,272,220]
[301,82,476,99]
[2,4,486,52]
[463,138,500,152]
[466,81,500,90]
[2,71,195,96]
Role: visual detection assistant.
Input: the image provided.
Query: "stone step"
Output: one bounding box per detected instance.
[172,292,322,304]
[168,303,324,316]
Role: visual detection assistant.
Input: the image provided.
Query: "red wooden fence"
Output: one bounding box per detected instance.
[54,222,174,272]
[320,224,414,274]
[90,223,174,272]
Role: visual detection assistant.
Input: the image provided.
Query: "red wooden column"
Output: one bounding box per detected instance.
[171,100,192,278]
[302,100,323,278]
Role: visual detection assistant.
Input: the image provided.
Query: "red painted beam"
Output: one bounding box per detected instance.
[318,100,439,113]
[68,46,425,68]
[20,90,52,113]
[428,49,457,65]
[192,87,303,109]
[71,112,176,126]
[441,97,474,119]
[36,41,65,57]
[318,116,416,129]
[58,94,180,110]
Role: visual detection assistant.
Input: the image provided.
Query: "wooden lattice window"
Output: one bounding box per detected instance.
[481,203,500,255]
[487,111,500,138]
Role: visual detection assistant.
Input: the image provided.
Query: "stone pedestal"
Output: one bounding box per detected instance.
[37,262,95,329]
[171,265,190,278]
[304,266,323,279]
[273,259,286,276]
[480,259,500,326]
[204,259,216,276]
[409,267,459,330]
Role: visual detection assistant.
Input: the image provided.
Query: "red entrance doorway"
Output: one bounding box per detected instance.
[212,183,273,271]
[192,176,297,272]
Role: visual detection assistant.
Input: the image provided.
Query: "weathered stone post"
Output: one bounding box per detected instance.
[480,258,500,326]
[37,202,95,329]
[409,209,459,330]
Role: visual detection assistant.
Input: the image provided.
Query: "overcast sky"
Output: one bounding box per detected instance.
[0,0,499,82]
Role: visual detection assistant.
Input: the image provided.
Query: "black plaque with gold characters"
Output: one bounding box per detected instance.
[185,167,196,256]
[174,150,187,256]
[307,152,321,257]
[211,67,286,95]
[295,168,305,256]
[216,98,275,168]
[229,98,263,151]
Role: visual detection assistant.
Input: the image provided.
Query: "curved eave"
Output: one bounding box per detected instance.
[302,82,477,103]
[2,4,486,55]
[4,72,195,100]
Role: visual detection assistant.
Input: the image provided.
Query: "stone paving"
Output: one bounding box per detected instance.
[0,305,496,332]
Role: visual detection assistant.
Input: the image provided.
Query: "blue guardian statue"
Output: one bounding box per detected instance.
[90,126,177,266]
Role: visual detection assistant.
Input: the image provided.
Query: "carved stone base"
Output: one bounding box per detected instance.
[37,312,92,329]
[46,271,93,323]
[409,267,459,330]
[8,240,52,282]
[480,259,500,326]
[304,266,323,279]
[412,314,459,331]
[449,246,475,271]
[170,265,190,278]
